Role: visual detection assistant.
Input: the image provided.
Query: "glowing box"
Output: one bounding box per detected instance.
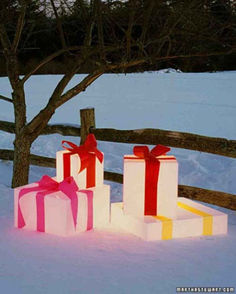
[111,197,227,241]
[123,153,178,219]
[56,149,104,189]
[14,180,110,236]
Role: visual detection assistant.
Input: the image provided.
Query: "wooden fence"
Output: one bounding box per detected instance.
[0,107,235,210]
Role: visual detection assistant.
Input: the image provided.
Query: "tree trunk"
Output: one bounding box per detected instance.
[12,136,31,188]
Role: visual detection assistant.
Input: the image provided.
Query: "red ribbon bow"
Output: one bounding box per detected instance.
[62,134,103,188]
[133,144,171,216]
[133,144,170,160]
[18,176,79,232]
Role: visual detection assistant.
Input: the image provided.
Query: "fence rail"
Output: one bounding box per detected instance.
[0,148,235,210]
[1,120,236,158]
[0,106,235,211]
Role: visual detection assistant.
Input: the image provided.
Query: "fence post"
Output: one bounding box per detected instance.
[80,108,95,145]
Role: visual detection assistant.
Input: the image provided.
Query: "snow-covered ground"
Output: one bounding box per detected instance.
[0,71,236,293]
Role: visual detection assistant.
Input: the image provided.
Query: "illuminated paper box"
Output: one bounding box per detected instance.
[111,197,227,241]
[14,176,110,236]
[56,135,104,189]
[87,184,110,228]
[123,145,178,219]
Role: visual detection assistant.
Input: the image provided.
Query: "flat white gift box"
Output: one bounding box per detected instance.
[123,155,178,218]
[14,182,110,236]
[111,197,227,241]
[56,150,104,189]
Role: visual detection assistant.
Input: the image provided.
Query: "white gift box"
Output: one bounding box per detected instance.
[123,154,178,218]
[111,197,227,241]
[14,182,110,236]
[56,149,104,189]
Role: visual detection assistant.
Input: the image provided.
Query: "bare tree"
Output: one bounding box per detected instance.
[0,0,145,187]
[0,0,235,187]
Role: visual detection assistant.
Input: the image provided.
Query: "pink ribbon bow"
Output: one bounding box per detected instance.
[18,176,80,232]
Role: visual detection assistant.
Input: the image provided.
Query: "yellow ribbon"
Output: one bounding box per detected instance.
[177,201,213,235]
[119,201,213,239]
[153,215,173,240]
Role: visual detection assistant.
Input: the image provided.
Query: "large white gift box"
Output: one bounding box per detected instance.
[123,145,178,219]
[14,177,110,237]
[111,197,228,241]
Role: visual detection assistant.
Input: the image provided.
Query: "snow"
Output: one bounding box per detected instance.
[0,71,236,293]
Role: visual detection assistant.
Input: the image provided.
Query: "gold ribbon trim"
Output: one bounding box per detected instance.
[153,215,173,240]
[178,201,213,235]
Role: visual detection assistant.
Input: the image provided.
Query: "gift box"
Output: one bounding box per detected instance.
[111,197,228,241]
[123,145,178,219]
[14,176,110,236]
[56,134,104,189]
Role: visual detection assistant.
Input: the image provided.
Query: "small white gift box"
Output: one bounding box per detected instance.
[111,197,228,241]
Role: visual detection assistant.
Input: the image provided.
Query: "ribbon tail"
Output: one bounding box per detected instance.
[36,192,46,232]
[59,177,79,229]
[70,192,78,228]
[86,154,96,188]
[17,206,26,228]
[17,185,44,229]
[94,149,104,163]
[86,191,93,230]
[144,159,160,215]
[63,152,72,179]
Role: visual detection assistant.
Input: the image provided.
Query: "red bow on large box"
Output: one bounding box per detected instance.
[133,144,171,216]
[17,175,93,232]
[62,134,103,188]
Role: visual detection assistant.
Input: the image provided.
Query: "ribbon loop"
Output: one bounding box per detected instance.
[133,146,150,158]
[133,144,170,162]
[83,134,103,163]
[59,176,79,194]
[62,140,80,152]
[150,144,170,157]
[38,175,59,190]
[84,134,97,148]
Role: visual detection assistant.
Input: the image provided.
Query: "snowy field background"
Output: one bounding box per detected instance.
[0,70,236,293]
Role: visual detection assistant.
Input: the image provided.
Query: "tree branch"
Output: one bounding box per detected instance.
[46,61,83,106]
[56,58,148,108]
[22,43,235,139]
[24,69,104,137]
[139,0,154,45]
[83,0,96,48]
[154,48,236,62]
[126,0,136,60]
[0,24,11,53]
[50,0,67,49]
[21,42,124,137]
[56,46,236,106]
[58,70,104,107]
[11,1,27,53]
[95,0,105,61]
[20,46,81,84]
[0,95,13,103]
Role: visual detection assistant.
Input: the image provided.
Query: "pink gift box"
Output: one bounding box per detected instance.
[14,176,93,236]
